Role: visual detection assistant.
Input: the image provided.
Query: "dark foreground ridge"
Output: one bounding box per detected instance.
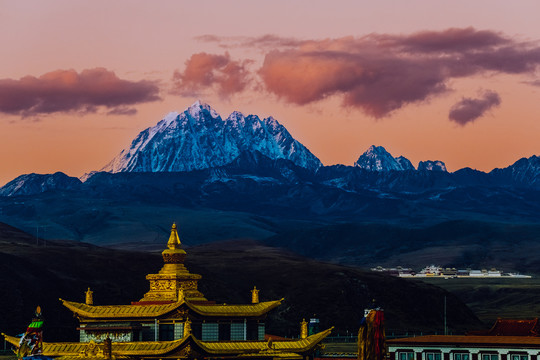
[0,222,481,342]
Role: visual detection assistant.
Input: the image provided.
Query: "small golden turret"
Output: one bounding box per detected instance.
[301,318,308,339]
[183,318,192,337]
[85,288,93,305]
[251,286,259,304]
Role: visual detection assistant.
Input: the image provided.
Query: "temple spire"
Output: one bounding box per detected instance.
[167,223,181,250]
[139,223,206,303]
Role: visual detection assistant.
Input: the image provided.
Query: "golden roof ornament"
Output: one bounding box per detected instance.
[251,286,259,304]
[301,318,308,339]
[85,288,93,305]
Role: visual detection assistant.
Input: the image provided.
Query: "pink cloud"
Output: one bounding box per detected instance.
[255,28,540,118]
[172,52,251,98]
[0,68,160,117]
[448,90,501,125]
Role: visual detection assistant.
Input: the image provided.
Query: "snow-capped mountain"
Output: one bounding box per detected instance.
[354,145,412,171]
[0,172,81,197]
[418,160,448,172]
[102,101,322,173]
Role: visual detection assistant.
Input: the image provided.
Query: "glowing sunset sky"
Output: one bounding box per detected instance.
[1,1,540,186]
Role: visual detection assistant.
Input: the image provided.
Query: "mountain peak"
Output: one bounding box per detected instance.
[101,102,322,173]
[418,160,447,172]
[187,100,220,119]
[355,145,406,171]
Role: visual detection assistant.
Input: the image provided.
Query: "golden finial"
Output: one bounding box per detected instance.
[300,318,308,339]
[251,286,259,304]
[167,223,181,250]
[85,287,93,305]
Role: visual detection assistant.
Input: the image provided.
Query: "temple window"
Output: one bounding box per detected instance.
[454,353,470,360]
[511,355,528,360]
[426,352,442,360]
[258,322,265,340]
[231,321,247,340]
[482,354,499,360]
[159,324,174,341]
[174,323,184,339]
[202,323,219,341]
[398,351,415,360]
[247,321,258,340]
[141,324,155,341]
[219,323,231,341]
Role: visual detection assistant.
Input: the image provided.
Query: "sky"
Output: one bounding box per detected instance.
[1,0,540,186]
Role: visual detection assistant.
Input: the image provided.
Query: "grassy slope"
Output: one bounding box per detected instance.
[417,278,540,325]
[265,221,540,274]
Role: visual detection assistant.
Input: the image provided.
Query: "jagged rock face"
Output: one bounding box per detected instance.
[102,101,322,173]
[418,160,448,172]
[354,145,412,171]
[0,172,82,197]
[395,156,415,171]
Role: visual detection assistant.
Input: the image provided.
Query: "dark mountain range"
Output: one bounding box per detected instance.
[0,222,482,342]
[0,102,539,280]
[0,150,539,252]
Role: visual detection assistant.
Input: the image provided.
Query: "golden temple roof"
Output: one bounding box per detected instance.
[197,327,334,354]
[185,298,283,317]
[60,298,283,319]
[3,328,333,359]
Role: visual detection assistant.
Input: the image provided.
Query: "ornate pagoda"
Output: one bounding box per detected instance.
[3,224,332,360]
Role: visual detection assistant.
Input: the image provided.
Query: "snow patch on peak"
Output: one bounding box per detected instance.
[187,100,219,119]
[161,111,180,126]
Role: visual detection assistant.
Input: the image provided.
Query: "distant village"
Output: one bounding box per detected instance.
[371,265,532,278]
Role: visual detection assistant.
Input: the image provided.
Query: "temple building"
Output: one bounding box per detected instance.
[3,224,332,360]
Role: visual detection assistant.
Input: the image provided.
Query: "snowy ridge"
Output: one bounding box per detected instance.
[101,101,322,173]
[354,145,407,171]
